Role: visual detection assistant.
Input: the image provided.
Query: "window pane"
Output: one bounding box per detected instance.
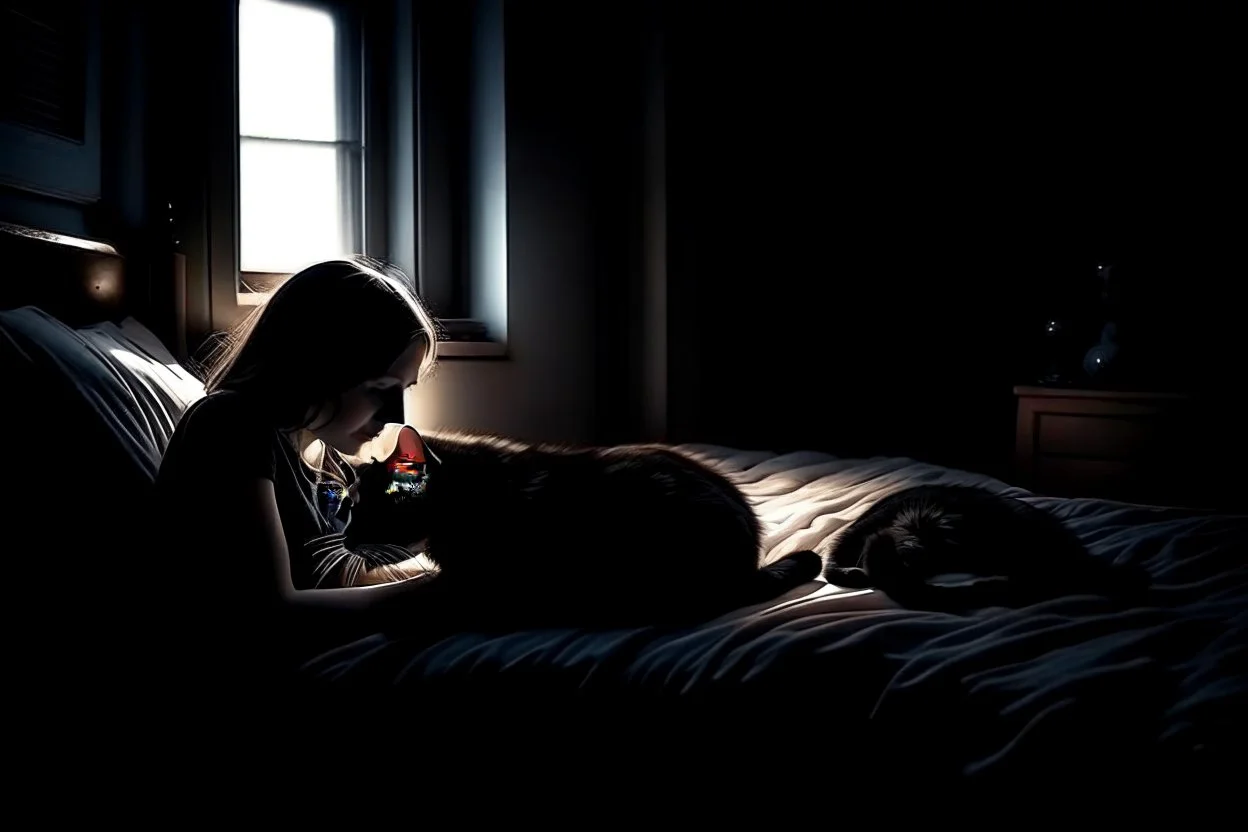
[239,138,350,273]
[239,0,338,141]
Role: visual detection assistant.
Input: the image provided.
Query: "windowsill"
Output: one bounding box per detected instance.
[436,318,506,358]
[437,340,508,358]
[235,293,506,357]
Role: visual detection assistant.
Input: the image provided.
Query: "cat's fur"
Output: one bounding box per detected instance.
[822,484,1150,611]
[342,430,822,630]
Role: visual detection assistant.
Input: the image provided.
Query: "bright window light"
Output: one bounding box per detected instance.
[238,0,360,275]
[239,140,345,271]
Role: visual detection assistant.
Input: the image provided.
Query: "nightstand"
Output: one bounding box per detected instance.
[1014,385,1230,508]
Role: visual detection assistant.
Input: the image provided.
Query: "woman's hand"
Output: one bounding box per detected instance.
[350,554,438,586]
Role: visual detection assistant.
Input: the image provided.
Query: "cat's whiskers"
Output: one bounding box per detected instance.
[309,537,346,556]
[307,537,419,586]
[313,546,354,587]
[309,546,349,575]
[344,555,363,587]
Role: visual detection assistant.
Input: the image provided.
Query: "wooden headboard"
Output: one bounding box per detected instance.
[0,221,129,327]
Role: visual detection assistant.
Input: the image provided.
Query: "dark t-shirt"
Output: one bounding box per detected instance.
[153,390,352,591]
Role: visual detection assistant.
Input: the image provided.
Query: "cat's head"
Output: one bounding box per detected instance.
[888,502,965,572]
[342,424,440,551]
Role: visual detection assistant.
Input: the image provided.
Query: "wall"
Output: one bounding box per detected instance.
[661,3,1241,478]
[407,1,648,445]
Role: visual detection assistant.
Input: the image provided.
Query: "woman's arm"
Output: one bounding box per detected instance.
[350,556,437,587]
[237,478,448,623]
[157,393,451,646]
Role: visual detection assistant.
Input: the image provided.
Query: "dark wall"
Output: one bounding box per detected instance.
[663,3,1240,477]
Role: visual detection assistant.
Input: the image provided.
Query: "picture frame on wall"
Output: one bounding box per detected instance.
[0,0,102,204]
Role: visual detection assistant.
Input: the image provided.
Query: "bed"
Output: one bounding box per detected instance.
[4,223,1245,805]
[303,449,1247,786]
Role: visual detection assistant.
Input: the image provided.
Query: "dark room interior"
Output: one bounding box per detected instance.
[2,0,1244,810]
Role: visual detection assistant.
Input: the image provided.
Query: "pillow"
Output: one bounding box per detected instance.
[77,317,204,456]
[0,306,204,484]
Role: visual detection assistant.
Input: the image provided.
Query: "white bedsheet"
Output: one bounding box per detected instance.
[303,445,1248,786]
[685,444,1035,565]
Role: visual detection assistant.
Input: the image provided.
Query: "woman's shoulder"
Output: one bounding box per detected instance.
[170,390,276,455]
[161,390,279,482]
[180,389,266,429]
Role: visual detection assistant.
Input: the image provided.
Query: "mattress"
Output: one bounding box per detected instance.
[300,445,1248,786]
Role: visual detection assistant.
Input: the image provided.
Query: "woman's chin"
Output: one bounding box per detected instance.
[340,424,406,463]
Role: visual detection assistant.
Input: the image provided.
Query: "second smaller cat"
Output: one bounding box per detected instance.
[822,484,1150,611]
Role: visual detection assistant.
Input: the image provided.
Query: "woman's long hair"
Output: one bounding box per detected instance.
[202,257,441,431]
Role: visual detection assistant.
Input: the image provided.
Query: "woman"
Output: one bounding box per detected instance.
[150,257,448,685]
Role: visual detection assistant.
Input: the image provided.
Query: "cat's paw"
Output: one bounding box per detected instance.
[771,549,822,581]
[746,550,823,604]
[823,566,873,589]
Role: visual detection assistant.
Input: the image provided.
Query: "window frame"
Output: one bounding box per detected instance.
[412,0,508,354]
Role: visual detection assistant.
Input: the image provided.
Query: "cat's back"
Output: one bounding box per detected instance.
[866,483,1032,517]
[597,443,755,521]
[426,431,746,502]
[882,483,1082,557]
[924,484,1072,533]
[424,431,759,553]
[538,441,756,537]
[598,442,741,491]
[845,483,1057,545]
[851,483,985,523]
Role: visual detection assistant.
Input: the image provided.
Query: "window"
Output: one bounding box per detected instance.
[414,0,508,350]
[237,0,361,286]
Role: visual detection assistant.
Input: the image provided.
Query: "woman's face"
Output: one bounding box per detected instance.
[309,338,429,456]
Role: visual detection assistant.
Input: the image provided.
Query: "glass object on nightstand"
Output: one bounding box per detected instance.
[1083,321,1122,382]
[1038,317,1078,385]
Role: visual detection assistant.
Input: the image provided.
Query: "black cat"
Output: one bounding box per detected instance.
[822,484,1150,611]
[342,428,822,631]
